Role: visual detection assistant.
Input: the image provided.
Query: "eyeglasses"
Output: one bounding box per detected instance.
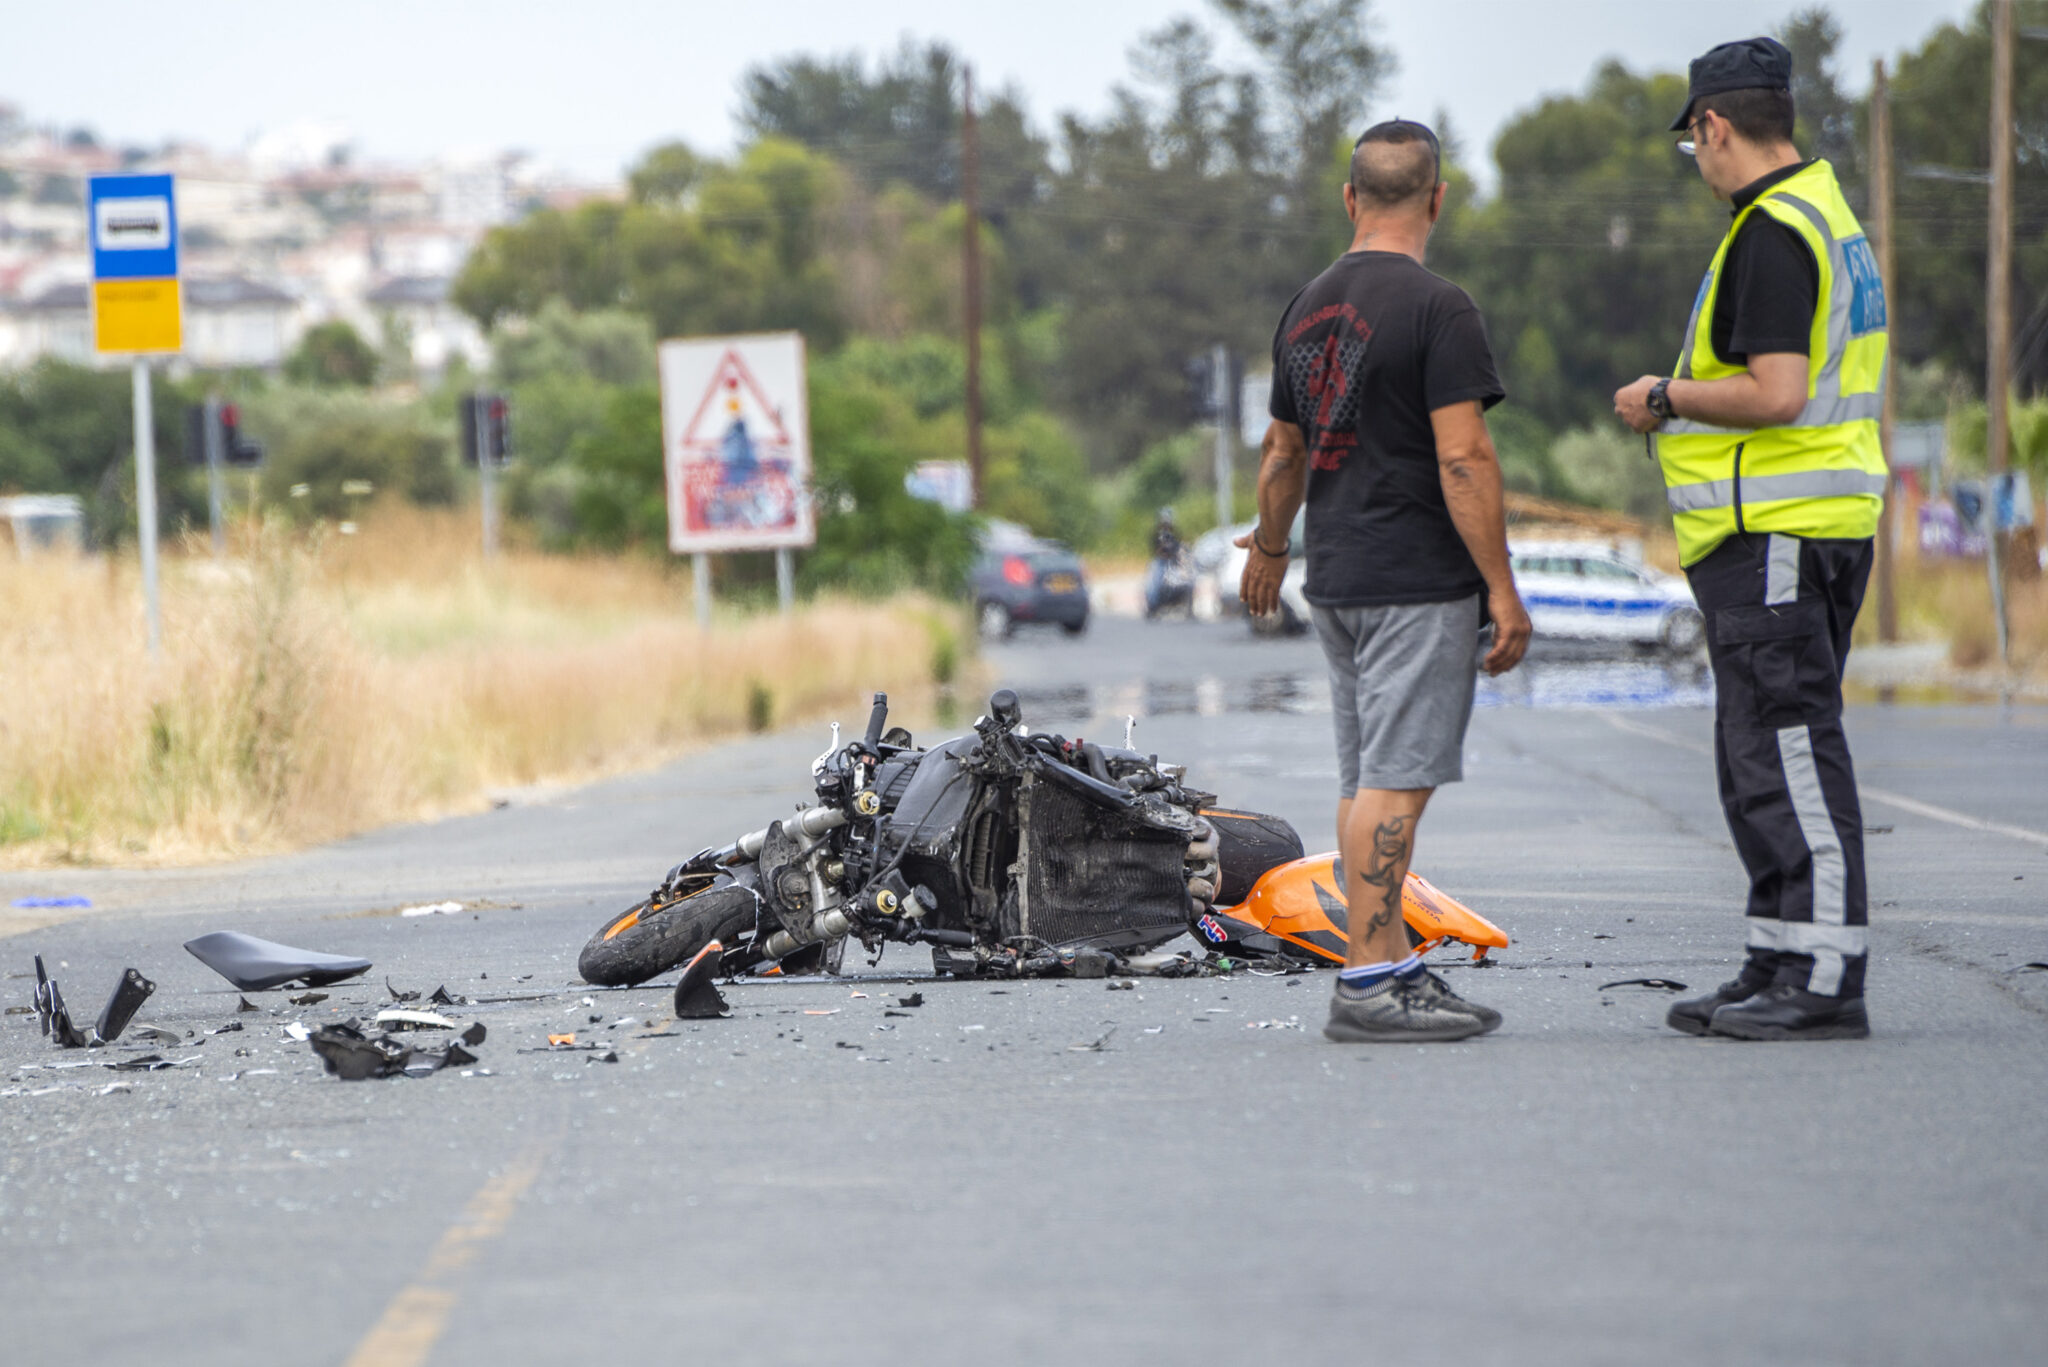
[1677,116,1707,158]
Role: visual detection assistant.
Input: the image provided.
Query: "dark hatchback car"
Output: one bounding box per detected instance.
[971,521,1089,639]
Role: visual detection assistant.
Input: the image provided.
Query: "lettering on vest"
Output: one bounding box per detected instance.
[1840,235,1886,336]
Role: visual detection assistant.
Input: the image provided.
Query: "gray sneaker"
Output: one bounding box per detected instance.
[1324,977,1488,1043]
[1411,970,1502,1034]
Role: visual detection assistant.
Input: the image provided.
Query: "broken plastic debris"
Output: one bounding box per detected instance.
[673,940,730,1020]
[429,985,469,1007]
[308,1024,410,1080]
[125,1024,182,1046]
[11,896,90,909]
[210,1021,244,1035]
[898,992,925,1008]
[373,1009,458,1032]
[1067,1026,1117,1052]
[399,901,465,917]
[288,992,328,1006]
[32,955,89,1048]
[460,1022,486,1046]
[283,1022,312,1042]
[92,968,155,1045]
[235,996,259,1013]
[1595,978,1688,992]
[548,1033,577,1047]
[385,978,420,1002]
[1244,1019,1304,1030]
[183,932,372,991]
[803,1009,842,1017]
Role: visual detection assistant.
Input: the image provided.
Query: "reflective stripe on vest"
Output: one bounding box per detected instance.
[1654,160,1888,564]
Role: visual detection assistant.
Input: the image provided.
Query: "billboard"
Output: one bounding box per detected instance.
[657,331,814,554]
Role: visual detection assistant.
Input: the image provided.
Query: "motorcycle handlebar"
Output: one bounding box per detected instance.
[861,692,888,754]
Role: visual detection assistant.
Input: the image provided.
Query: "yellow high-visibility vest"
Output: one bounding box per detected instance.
[1653,159,1888,565]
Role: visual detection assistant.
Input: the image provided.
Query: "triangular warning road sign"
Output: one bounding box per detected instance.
[678,349,792,450]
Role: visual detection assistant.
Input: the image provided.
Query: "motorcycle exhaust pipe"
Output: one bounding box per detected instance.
[731,805,848,863]
[758,907,856,961]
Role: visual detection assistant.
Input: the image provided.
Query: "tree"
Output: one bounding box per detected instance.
[283,320,380,388]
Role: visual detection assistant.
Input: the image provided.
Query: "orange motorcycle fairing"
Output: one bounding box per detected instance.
[1215,853,1508,965]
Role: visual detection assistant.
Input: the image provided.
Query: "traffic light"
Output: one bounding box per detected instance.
[1183,351,1244,425]
[461,393,511,467]
[184,398,264,467]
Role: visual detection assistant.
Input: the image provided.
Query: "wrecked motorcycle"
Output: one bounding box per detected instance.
[577,689,1506,987]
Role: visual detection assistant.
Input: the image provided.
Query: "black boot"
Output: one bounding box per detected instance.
[1708,984,1869,1040]
[1666,965,1772,1036]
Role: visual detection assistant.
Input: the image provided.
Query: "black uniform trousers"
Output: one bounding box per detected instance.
[1686,531,1874,999]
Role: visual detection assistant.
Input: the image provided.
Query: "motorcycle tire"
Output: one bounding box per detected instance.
[577,882,758,987]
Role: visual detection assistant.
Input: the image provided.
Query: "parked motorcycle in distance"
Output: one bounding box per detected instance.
[577,691,1507,989]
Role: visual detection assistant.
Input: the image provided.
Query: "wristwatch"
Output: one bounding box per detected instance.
[1645,377,1675,426]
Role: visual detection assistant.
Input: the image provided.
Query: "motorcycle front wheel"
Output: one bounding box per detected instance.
[577,881,758,987]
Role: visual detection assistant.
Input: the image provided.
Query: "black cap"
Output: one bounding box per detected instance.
[1670,37,1793,131]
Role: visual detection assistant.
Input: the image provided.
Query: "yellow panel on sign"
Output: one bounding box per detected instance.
[93,278,182,354]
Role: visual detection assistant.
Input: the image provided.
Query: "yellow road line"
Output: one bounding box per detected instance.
[341,1142,553,1367]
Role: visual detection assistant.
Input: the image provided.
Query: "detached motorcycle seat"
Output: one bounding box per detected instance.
[184,931,374,991]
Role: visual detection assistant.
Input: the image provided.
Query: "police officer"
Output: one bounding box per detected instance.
[1615,37,1886,1041]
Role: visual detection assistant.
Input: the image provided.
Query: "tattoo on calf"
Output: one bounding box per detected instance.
[1357,815,1413,935]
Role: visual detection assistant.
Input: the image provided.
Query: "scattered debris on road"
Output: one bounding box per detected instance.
[1596,978,1688,992]
[1067,1026,1117,1052]
[374,1009,458,1032]
[289,991,328,1006]
[399,901,466,917]
[307,1019,484,1080]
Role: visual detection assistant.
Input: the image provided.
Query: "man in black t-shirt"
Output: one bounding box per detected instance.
[1240,118,1530,1044]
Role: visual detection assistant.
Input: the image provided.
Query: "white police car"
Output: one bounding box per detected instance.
[1510,540,1704,655]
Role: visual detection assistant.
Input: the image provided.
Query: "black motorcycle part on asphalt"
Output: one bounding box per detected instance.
[576,880,759,987]
[92,967,155,1045]
[1201,808,1306,909]
[182,931,375,991]
[673,940,730,1018]
[1007,772,1190,952]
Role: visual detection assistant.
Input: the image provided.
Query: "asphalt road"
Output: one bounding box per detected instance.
[4,617,2046,1367]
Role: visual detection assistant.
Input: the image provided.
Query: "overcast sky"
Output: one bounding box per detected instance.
[0,0,1976,183]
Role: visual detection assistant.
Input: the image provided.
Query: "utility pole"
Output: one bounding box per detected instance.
[1988,0,2018,671]
[961,63,985,509]
[1211,343,1233,531]
[1988,1,2014,491]
[1871,59,1899,647]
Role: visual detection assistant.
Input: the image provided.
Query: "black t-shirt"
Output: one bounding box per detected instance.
[1708,161,1820,365]
[1268,251,1504,607]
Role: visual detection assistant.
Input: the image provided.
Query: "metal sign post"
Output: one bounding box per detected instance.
[131,362,162,655]
[88,172,181,658]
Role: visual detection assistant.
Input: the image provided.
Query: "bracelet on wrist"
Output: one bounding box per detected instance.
[1252,530,1291,558]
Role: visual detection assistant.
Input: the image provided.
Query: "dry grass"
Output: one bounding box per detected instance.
[0,505,965,868]
[1869,551,2048,681]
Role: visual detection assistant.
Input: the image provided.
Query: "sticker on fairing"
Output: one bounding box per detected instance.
[1841,235,1887,336]
[1196,914,1229,944]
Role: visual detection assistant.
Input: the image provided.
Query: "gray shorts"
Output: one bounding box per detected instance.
[1312,597,1481,794]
